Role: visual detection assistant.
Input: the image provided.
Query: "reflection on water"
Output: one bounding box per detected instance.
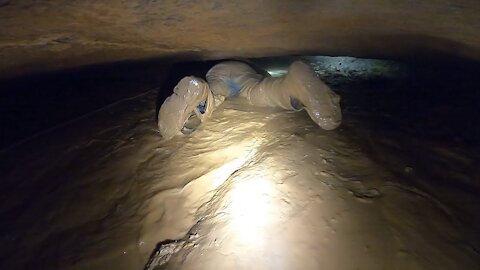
[1,58,479,270]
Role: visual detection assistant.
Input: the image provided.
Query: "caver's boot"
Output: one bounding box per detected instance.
[158,76,215,140]
[241,61,342,130]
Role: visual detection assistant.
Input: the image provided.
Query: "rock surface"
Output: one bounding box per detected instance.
[0,0,479,78]
[1,83,479,269]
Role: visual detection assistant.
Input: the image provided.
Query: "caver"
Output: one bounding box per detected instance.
[158,61,342,140]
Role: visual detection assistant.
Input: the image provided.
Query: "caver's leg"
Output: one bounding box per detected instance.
[240,61,342,130]
[158,76,214,140]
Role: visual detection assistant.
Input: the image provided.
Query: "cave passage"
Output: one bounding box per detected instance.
[0,56,479,270]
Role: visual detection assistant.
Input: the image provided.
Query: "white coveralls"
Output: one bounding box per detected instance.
[158,61,342,140]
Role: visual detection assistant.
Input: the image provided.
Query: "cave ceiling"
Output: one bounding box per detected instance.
[0,0,479,78]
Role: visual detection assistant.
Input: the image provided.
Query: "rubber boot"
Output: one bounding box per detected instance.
[158,76,214,140]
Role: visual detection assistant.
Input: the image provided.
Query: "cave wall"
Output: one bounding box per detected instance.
[0,0,479,79]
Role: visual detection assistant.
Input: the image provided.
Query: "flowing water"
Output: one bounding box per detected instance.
[0,59,479,270]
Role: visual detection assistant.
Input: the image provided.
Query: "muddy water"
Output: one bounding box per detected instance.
[1,74,479,269]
